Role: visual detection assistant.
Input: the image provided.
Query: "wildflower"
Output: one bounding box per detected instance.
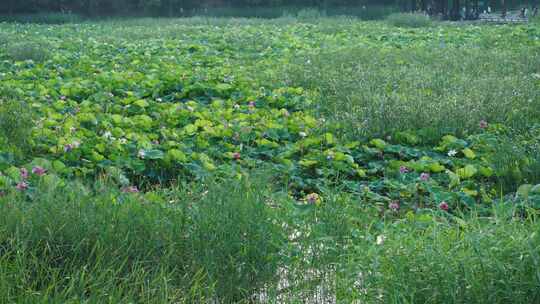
[306,193,320,204]
[122,186,139,193]
[103,131,113,139]
[439,201,449,211]
[108,92,114,98]
[16,181,28,191]
[64,141,80,152]
[31,166,47,176]
[232,152,241,160]
[282,109,290,117]
[60,95,66,100]
[233,104,240,110]
[479,120,488,129]
[248,101,255,108]
[119,138,127,144]
[420,172,430,181]
[389,201,400,211]
[399,166,409,174]
[138,150,146,159]
[376,235,386,245]
[20,168,29,180]
[448,149,457,157]
[299,132,307,138]
[156,98,162,102]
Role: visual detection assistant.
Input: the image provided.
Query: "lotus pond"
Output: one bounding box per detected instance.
[1,18,539,210]
[0,17,540,302]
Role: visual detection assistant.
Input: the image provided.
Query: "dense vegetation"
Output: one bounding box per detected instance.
[0,15,539,303]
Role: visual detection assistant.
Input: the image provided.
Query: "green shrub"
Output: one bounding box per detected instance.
[297,8,325,20]
[0,99,34,157]
[0,13,83,24]
[0,33,10,46]
[6,41,50,62]
[386,12,432,28]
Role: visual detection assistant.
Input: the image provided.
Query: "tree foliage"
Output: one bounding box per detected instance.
[0,0,404,16]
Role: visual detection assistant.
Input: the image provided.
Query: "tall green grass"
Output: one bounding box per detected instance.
[281,45,540,143]
[0,175,538,302]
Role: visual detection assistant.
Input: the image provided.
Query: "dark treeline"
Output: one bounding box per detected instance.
[0,0,534,16]
[0,0,394,16]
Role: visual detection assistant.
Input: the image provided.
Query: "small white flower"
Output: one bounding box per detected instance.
[376,235,386,245]
[156,98,163,102]
[138,149,146,159]
[448,149,457,157]
[103,131,112,139]
[299,132,307,138]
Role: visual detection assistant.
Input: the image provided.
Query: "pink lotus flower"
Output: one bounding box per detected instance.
[122,186,139,193]
[31,166,47,176]
[16,181,28,191]
[20,168,29,180]
[399,166,409,174]
[389,201,400,211]
[439,201,449,211]
[479,120,488,129]
[420,172,430,181]
[306,193,320,204]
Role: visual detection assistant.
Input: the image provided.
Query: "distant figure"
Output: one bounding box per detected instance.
[427,5,433,16]
[487,6,492,14]
[533,6,539,17]
[519,7,526,18]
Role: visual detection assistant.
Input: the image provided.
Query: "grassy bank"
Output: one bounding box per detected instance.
[0,176,539,303]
